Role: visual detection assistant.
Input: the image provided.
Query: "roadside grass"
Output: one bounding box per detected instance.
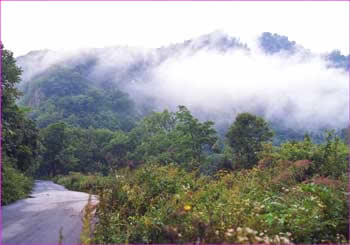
[80,193,98,245]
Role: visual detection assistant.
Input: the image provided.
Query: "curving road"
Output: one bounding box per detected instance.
[1,180,97,245]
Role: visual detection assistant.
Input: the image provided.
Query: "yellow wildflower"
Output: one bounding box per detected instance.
[144,218,152,226]
[184,204,192,211]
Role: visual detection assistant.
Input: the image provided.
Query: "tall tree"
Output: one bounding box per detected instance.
[175,106,217,164]
[1,45,40,204]
[128,110,178,164]
[1,45,40,173]
[103,131,130,169]
[128,107,217,166]
[40,122,67,176]
[226,112,273,169]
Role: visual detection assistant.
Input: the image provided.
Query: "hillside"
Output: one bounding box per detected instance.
[16,32,349,142]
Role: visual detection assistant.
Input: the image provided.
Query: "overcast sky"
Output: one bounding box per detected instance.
[1,1,349,57]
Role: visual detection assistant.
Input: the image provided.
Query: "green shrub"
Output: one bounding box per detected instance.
[54,172,114,193]
[1,160,34,205]
[53,131,349,244]
[91,163,347,244]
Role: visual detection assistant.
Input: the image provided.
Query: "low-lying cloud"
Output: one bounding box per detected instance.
[17,32,349,131]
[126,43,347,131]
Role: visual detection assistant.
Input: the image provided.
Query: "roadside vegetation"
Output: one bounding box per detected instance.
[1,46,39,205]
[55,130,348,244]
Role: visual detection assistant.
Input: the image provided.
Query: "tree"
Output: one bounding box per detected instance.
[1,45,40,204]
[103,131,130,169]
[128,110,178,164]
[1,45,40,173]
[226,112,274,169]
[175,106,217,164]
[128,106,217,166]
[40,122,67,176]
[1,45,22,113]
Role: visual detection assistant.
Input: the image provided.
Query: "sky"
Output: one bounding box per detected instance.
[1,1,349,57]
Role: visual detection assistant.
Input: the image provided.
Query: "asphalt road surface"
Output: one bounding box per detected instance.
[2,180,96,244]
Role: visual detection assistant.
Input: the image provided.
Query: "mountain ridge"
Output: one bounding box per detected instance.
[15,31,349,141]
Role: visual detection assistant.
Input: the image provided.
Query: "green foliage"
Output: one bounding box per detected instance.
[39,122,70,176]
[54,172,114,193]
[128,109,178,164]
[2,46,41,174]
[270,132,348,178]
[2,108,41,174]
[2,44,347,243]
[1,46,22,111]
[175,106,217,164]
[1,159,34,205]
[316,131,348,178]
[104,131,130,169]
[129,106,217,167]
[38,125,113,176]
[59,162,347,244]
[49,106,347,244]
[226,113,274,169]
[1,45,39,204]
[278,134,315,161]
[20,65,138,131]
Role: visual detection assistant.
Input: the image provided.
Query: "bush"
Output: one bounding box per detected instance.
[54,172,114,193]
[1,160,34,205]
[91,163,347,244]
[52,131,348,244]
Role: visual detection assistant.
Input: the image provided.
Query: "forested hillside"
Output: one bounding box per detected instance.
[1,31,349,243]
[16,32,349,143]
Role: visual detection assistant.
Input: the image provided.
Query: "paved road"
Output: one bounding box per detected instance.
[2,180,96,244]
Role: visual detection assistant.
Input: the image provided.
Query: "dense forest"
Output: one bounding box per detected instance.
[1,35,349,244]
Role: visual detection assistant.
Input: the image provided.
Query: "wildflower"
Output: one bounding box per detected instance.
[144,218,152,226]
[274,235,280,243]
[184,204,192,211]
[245,227,254,234]
[317,203,325,208]
[227,228,234,233]
[237,235,247,242]
[263,236,270,243]
[215,230,219,235]
[280,237,290,243]
[254,236,263,242]
[225,232,233,237]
